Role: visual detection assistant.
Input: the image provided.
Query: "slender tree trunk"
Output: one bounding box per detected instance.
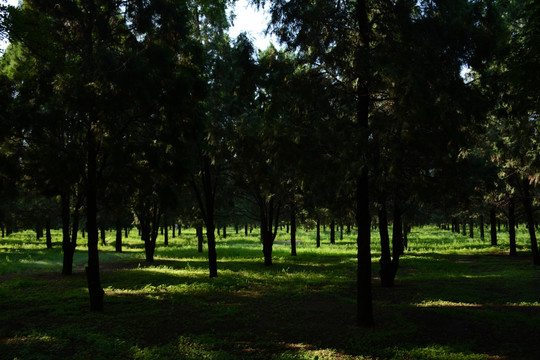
[100,227,106,246]
[290,204,297,256]
[330,219,336,244]
[378,195,393,287]
[125,227,128,238]
[172,223,176,238]
[141,222,155,262]
[356,175,373,326]
[480,215,485,239]
[340,224,343,240]
[469,219,474,238]
[223,225,227,239]
[245,224,248,236]
[316,218,321,248]
[45,218,52,249]
[522,180,539,265]
[196,225,204,253]
[355,0,373,326]
[392,205,403,273]
[115,222,122,253]
[191,157,218,277]
[462,219,466,236]
[508,198,517,256]
[178,224,181,236]
[403,223,409,250]
[61,192,75,276]
[490,208,497,246]
[164,219,168,246]
[86,127,104,311]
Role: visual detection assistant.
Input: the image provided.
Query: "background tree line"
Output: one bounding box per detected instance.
[0,0,538,325]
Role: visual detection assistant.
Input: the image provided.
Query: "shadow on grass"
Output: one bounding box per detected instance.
[2,227,539,360]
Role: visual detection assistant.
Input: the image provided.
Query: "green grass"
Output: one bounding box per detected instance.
[1,225,539,359]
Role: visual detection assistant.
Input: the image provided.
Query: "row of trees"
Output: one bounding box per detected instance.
[0,0,538,325]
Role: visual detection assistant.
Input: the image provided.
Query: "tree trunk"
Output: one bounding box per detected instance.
[490,208,497,246]
[164,219,168,246]
[191,157,218,278]
[340,224,343,240]
[245,224,248,236]
[115,222,122,253]
[378,195,393,287]
[141,222,155,262]
[462,219,466,236]
[469,219,474,238]
[100,227,106,246]
[196,225,204,253]
[45,218,52,249]
[480,215,485,239]
[86,127,104,311]
[262,227,273,266]
[403,222,408,250]
[355,0,373,326]
[172,223,176,238]
[522,180,539,265]
[290,205,297,256]
[508,198,517,256]
[61,192,75,276]
[316,218,321,248]
[260,197,281,266]
[330,219,336,244]
[223,226,227,239]
[207,224,218,277]
[392,205,403,268]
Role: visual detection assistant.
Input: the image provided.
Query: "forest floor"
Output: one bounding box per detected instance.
[0,226,539,360]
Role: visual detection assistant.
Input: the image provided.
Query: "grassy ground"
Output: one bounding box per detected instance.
[0,225,539,360]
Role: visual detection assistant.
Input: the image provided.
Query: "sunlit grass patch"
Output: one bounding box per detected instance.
[414,300,483,308]
[388,345,495,360]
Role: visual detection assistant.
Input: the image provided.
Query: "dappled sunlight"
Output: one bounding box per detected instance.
[415,300,483,308]
[414,300,540,308]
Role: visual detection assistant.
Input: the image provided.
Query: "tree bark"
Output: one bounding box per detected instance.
[290,204,297,256]
[86,127,104,311]
[190,157,218,277]
[490,208,497,246]
[480,214,485,239]
[45,218,52,249]
[115,221,122,253]
[330,219,336,244]
[469,219,474,239]
[522,180,539,265]
[378,195,393,287]
[196,225,204,253]
[508,198,517,256]
[260,197,281,267]
[316,218,321,248]
[100,227,106,246]
[164,219,168,246]
[61,192,75,276]
[355,0,374,327]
